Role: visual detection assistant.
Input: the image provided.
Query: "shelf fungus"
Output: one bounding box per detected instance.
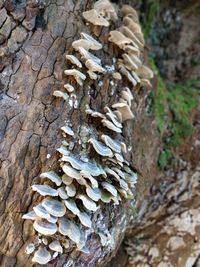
[22,1,147,264]
[64,69,86,86]
[82,9,110,27]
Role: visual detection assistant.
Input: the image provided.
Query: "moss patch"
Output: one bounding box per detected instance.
[148,59,199,169]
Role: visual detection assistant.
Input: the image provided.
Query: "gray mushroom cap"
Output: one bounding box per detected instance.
[40,171,62,186]
[58,217,81,245]
[88,137,114,157]
[49,240,63,253]
[32,247,51,264]
[33,220,57,236]
[32,184,58,197]
[42,198,66,217]
[33,204,51,220]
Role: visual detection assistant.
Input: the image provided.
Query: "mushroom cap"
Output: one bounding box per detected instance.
[101,119,122,133]
[77,46,101,63]
[77,194,99,211]
[88,137,114,157]
[62,174,73,185]
[101,134,122,153]
[86,186,101,201]
[62,164,81,179]
[136,65,154,79]
[57,186,69,199]
[87,70,98,80]
[121,5,139,18]
[25,243,35,254]
[85,59,106,73]
[122,53,138,71]
[53,90,69,100]
[42,198,66,217]
[64,69,86,86]
[59,217,81,246]
[94,0,118,21]
[49,240,63,253]
[33,204,51,220]
[64,199,80,216]
[80,32,102,50]
[32,184,58,197]
[108,30,132,49]
[80,170,99,188]
[64,84,75,93]
[32,247,51,264]
[78,211,92,228]
[40,171,62,186]
[22,210,39,220]
[112,102,135,122]
[82,9,109,27]
[33,220,57,236]
[66,55,82,68]
[65,183,76,197]
[101,181,118,197]
[60,125,74,136]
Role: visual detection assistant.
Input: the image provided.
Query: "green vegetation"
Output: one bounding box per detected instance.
[148,59,199,169]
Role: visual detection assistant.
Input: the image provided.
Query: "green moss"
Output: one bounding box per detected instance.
[158,149,172,169]
[141,0,160,39]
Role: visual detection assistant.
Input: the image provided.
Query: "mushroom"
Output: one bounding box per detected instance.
[112,102,135,122]
[62,174,73,185]
[42,198,66,217]
[112,72,122,80]
[131,70,141,83]
[76,46,101,63]
[80,170,99,188]
[80,32,102,50]
[120,88,133,106]
[86,186,101,201]
[22,210,39,220]
[53,90,69,101]
[113,110,123,123]
[33,204,51,220]
[101,119,122,133]
[64,84,74,93]
[58,217,81,245]
[62,164,81,180]
[25,243,35,254]
[85,59,106,73]
[108,30,132,49]
[57,145,70,156]
[65,55,82,68]
[88,137,113,157]
[64,69,86,86]
[33,220,57,236]
[101,182,118,197]
[124,44,140,56]
[77,194,99,212]
[78,211,92,228]
[101,134,122,153]
[40,171,62,186]
[118,63,137,86]
[64,199,80,216]
[94,0,118,21]
[121,5,139,19]
[57,186,69,199]
[123,16,144,45]
[65,183,76,197]
[119,26,140,49]
[100,190,113,203]
[49,240,63,254]
[32,184,58,197]
[82,9,109,27]
[140,78,152,88]
[87,70,98,80]
[104,106,122,128]
[122,53,138,70]
[32,247,51,264]
[60,125,74,136]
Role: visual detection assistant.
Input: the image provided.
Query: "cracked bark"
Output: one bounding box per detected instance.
[0,1,158,266]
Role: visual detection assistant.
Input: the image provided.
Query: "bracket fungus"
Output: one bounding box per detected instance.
[23,2,149,264]
[82,9,110,27]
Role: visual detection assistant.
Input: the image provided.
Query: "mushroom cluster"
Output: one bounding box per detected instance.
[23,1,153,265]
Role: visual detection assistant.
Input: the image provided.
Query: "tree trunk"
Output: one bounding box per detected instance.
[0,1,158,266]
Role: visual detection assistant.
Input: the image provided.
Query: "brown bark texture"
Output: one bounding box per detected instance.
[0,0,157,266]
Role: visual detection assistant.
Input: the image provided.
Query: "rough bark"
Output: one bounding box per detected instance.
[0,1,158,266]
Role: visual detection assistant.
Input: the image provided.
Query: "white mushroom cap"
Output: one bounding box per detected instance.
[64,84,75,93]
[108,30,132,49]
[66,55,82,68]
[78,211,92,228]
[62,164,81,179]
[118,64,137,86]
[94,0,118,21]
[65,183,76,197]
[60,125,74,136]
[101,181,118,197]
[64,199,80,216]
[85,59,106,73]
[57,186,69,199]
[62,174,73,185]
[53,90,69,100]
[77,194,99,212]
[58,217,81,245]
[80,170,99,188]
[42,198,66,217]
[122,53,139,71]
[104,106,122,128]
[80,32,102,50]
[33,204,51,220]
[77,46,101,63]
[32,247,51,264]
[119,26,143,48]
[112,102,135,122]
[33,220,57,236]
[88,137,113,157]
[40,171,62,186]
[101,119,122,133]
[82,9,110,27]
[136,65,154,79]
[101,134,121,153]
[25,243,35,254]
[86,186,101,201]
[49,240,63,254]
[32,184,58,197]
[64,69,86,86]
[22,210,39,220]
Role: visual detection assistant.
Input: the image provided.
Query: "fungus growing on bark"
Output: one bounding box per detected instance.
[64,84,74,93]
[32,247,51,264]
[108,30,132,49]
[64,69,86,86]
[85,59,106,73]
[65,55,82,68]
[33,220,57,236]
[42,198,66,217]
[88,137,114,157]
[101,119,122,133]
[40,171,62,186]
[82,9,110,27]
[49,240,63,254]
[112,102,135,122]
[53,90,69,100]
[32,184,58,197]
[94,0,118,21]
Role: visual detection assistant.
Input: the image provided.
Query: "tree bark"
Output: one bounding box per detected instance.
[0,1,159,266]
